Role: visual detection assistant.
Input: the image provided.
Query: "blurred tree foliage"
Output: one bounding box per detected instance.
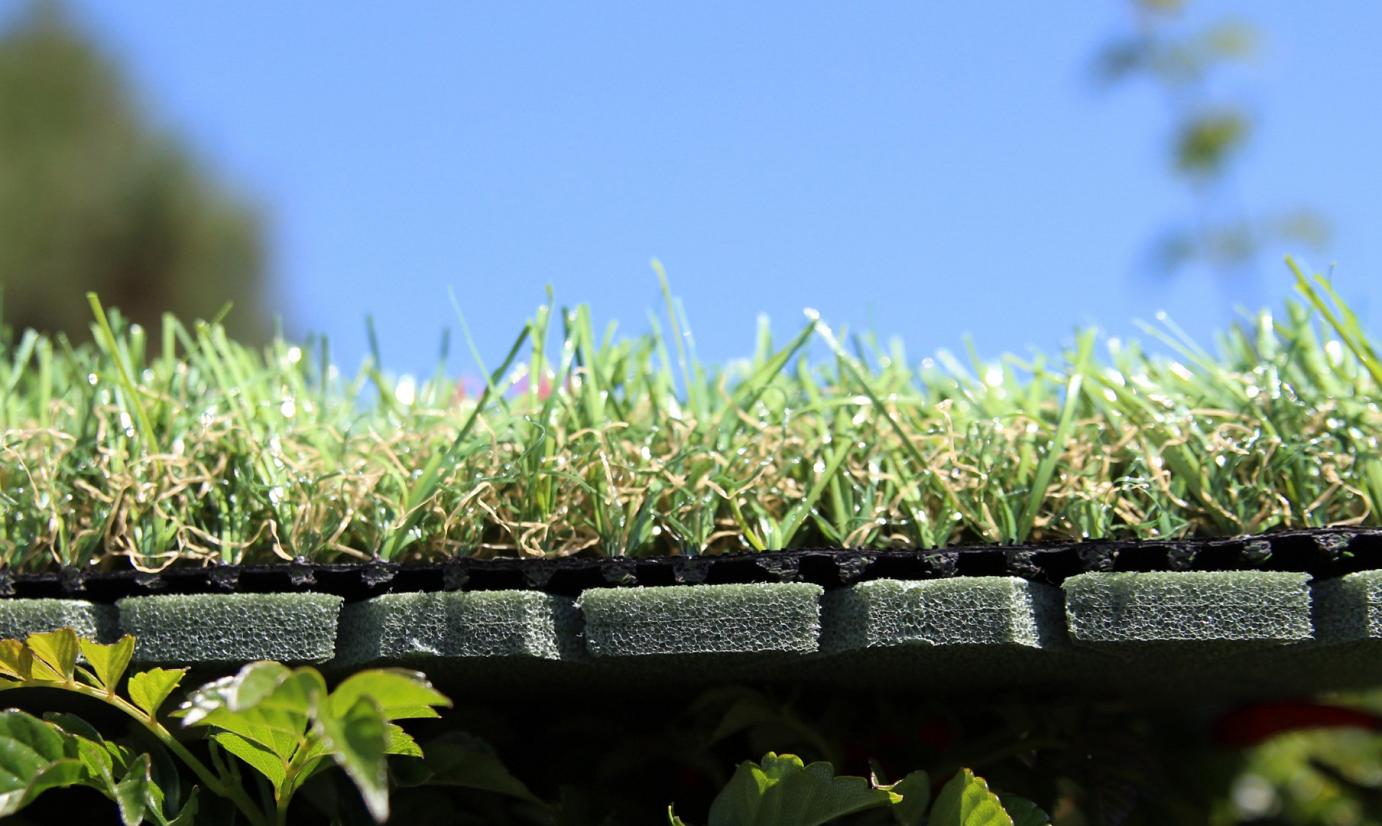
[1096,0,1330,275]
[0,0,269,341]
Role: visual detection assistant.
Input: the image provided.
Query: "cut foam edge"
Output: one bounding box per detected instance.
[1314,569,1382,643]
[0,599,116,643]
[335,590,582,667]
[1063,571,1313,644]
[117,592,343,664]
[820,577,1064,652]
[578,583,822,657]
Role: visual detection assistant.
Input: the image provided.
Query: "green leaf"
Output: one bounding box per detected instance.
[398,732,543,805]
[165,787,200,826]
[113,752,151,826]
[668,804,691,825]
[383,724,422,759]
[78,636,135,693]
[328,668,450,721]
[211,731,286,789]
[0,639,33,680]
[128,667,187,718]
[26,628,79,682]
[178,663,324,760]
[889,770,931,826]
[999,796,1051,826]
[315,695,390,822]
[930,769,1013,826]
[706,752,894,826]
[0,710,91,816]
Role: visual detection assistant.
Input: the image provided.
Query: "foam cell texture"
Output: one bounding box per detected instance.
[0,599,114,643]
[1063,571,1312,643]
[820,577,1063,651]
[336,590,580,665]
[578,583,822,656]
[117,593,342,663]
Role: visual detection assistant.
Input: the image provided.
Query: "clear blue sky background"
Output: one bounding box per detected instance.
[19,2,1382,374]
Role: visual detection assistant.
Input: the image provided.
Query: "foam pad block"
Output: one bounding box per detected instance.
[820,577,1064,651]
[117,593,342,664]
[335,590,582,666]
[1063,571,1313,643]
[578,583,822,657]
[1313,570,1382,643]
[0,599,115,643]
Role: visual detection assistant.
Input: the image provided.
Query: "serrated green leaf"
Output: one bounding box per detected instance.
[165,787,199,826]
[999,795,1050,826]
[182,665,325,760]
[384,724,422,758]
[26,628,79,682]
[128,668,187,718]
[0,639,33,680]
[113,752,151,826]
[0,710,92,816]
[930,769,1013,826]
[397,732,543,804]
[211,732,286,789]
[78,636,135,693]
[706,752,894,826]
[328,669,450,721]
[890,770,930,825]
[315,695,390,822]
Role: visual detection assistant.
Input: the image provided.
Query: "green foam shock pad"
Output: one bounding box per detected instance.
[0,599,116,643]
[1063,571,1313,644]
[1061,571,1316,697]
[819,577,1064,651]
[117,593,343,664]
[1282,571,1382,691]
[577,583,823,657]
[334,590,582,667]
[1313,570,1382,643]
[810,578,1079,692]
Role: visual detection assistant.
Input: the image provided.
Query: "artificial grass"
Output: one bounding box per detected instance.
[1,267,1379,572]
[116,592,343,664]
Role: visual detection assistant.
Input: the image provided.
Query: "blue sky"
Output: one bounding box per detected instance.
[20,2,1382,373]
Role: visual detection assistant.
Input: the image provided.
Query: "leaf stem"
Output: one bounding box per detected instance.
[69,683,270,826]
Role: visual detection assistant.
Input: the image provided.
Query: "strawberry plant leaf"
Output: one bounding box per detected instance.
[930,768,1013,826]
[78,636,136,693]
[706,752,896,826]
[889,770,931,825]
[999,795,1051,826]
[128,667,187,718]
